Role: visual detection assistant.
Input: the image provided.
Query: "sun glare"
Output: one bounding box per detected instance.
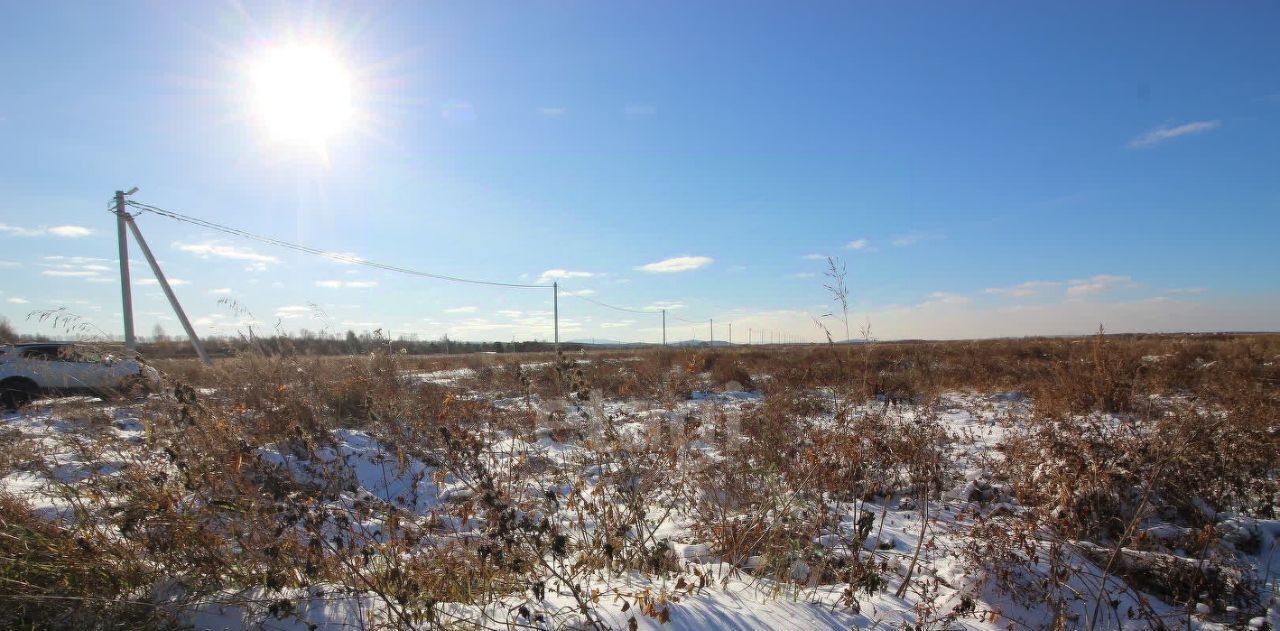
[248,44,354,151]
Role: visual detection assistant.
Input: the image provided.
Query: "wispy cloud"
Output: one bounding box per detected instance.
[274,305,314,320]
[209,288,232,294]
[174,240,278,264]
[920,291,972,307]
[600,320,635,329]
[560,288,595,297]
[1066,274,1133,298]
[139,278,190,286]
[1164,287,1206,295]
[7,297,29,304]
[646,301,685,311]
[635,256,713,273]
[800,253,828,261]
[1127,120,1220,149]
[37,256,112,281]
[538,107,566,117]
[444,306,478,314]
[536,269,595,284]
[845,239,868,250]
[892,233,943,247]
[315,280,377,289]
[42,269,100,277]
[984,280,1061,297]
[47,225,94,238]
[0,223,94,238]
[793,272,817,279]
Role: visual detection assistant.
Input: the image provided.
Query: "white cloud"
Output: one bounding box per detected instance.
[445,306,478,314]
[646,301,685,311]
[274,305,313,320]
[315,280,377,289]
[174,240,279,264]
[560,289,595,297]
[1165,287,1206,295]
[7,297,29,304]
[921,292,973,307]
[600,320,635,329]
[892,233,942,247]
[0,223,94,238]
[138,278,190,286]
[1127,120,1220,149]
[41,270,100,277]
[38,255,114,281]
[0,260,20,268]
[845,239,868,250]
[209,288,232,294]
[495,310,523,318]
[536,269,595,285]
[635,256,713,273]
[801,254,828,260]
[0,223,42,237]
[1066,275,1133,298]
[538,107,567,117]
[984,280,1061,297]
[793,272,817,278]
[46,225,94,238]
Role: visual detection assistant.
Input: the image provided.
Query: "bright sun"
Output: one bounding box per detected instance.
[248,44,354,150]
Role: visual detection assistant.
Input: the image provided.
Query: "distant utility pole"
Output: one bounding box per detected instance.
[553,282,559,354]
[115,191,135,352]
[662,309,666,346]
[748,328,752,345]
[728,323,732,345]
[709,319,713,346]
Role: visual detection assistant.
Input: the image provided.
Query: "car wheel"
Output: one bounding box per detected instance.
[1,378,38,411]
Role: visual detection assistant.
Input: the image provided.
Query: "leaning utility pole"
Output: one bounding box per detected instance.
[123,213,210,364]
[115,191,136,353]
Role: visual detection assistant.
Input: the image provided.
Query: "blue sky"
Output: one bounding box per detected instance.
[1,1,1278,343]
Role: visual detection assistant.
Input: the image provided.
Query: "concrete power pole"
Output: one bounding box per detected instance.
[662,309,666,346]
[123,214,210,364]
[728,323,732,346]
[709,319,713,347]
[553,282,559,354]
[115,191,135,353]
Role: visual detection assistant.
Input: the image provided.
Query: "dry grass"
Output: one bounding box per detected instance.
[2,333,1276,629]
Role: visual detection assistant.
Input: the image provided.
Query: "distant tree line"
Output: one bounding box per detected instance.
[0,318,583,358]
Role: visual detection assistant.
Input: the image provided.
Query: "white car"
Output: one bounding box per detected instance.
[0,342,162,409]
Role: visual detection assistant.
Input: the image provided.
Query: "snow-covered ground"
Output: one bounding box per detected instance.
[2,374,1277,630]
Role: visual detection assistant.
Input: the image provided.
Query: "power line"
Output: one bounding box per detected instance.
[565,293,658,315]
[122,200,549,289]
[116,197,795,346]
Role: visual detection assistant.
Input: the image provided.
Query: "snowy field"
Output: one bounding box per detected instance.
[2,349,1277,631]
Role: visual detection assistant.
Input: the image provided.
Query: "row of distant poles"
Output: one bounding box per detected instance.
[112,189,810,364]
